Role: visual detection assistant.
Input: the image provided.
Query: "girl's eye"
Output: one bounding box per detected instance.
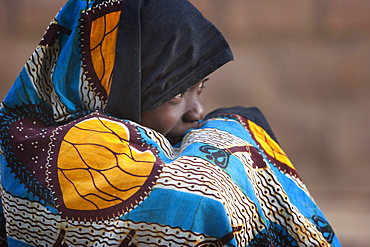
[169,91,186,104]
[199,78,209,89]
[173,92,186,99]
[197,78,209,94]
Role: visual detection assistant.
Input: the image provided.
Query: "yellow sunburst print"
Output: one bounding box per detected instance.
[57,118,156,211]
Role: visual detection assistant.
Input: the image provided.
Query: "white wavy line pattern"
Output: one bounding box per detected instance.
[155,155,265,245]
[26,43,70,122]
[0,187,217,246]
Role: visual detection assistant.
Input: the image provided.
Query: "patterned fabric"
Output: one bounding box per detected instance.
[0,0,340,246]
[0,108,341,246]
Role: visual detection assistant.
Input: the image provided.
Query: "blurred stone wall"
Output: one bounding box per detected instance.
[1,0,369,246]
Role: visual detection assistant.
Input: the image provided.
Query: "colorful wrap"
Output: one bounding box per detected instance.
[0,0,340,246]
[0,107,340,246]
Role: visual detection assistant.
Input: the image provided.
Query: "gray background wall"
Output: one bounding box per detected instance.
[1,1,369,246]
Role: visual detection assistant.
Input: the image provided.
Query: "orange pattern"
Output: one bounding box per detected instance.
[247,119,295,171]
[57,118,156,211]
[90,11,121,95]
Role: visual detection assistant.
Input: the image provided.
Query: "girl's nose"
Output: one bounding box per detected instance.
[183,98,205,122]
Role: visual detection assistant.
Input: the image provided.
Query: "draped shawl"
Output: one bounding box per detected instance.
[0,0,341,246]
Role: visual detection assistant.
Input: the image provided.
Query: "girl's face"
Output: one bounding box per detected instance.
[141,79,207,145]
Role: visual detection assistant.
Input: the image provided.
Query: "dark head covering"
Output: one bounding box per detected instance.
[1,0,232,124]
[108,0,233,122]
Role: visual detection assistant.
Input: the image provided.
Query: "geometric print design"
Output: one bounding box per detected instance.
[79,1,122,111]
[0,187,221,247]
[156,155,265,245]
[182,128,331,246]
[27,21,70,123]
[243,117,301,179]
[47,113,163,221]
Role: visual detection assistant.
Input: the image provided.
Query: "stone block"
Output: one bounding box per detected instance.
[191,0,317,42]
[319,0,370,38]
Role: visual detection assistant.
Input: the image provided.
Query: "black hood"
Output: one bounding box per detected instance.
[107,0,233,122]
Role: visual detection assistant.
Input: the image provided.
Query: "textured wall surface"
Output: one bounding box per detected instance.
[1,0,369,246]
